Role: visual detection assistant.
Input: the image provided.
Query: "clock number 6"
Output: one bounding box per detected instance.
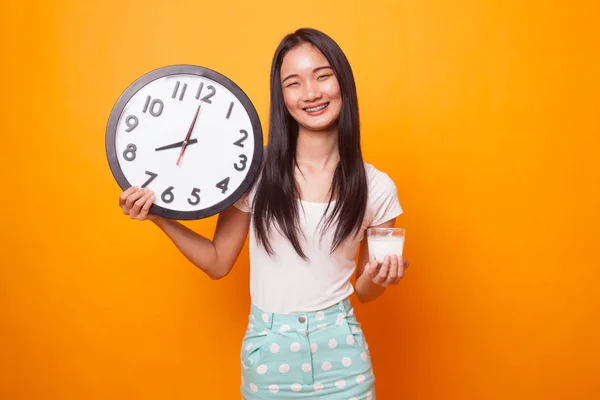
[234,154,247,171]
[161,186,175,203]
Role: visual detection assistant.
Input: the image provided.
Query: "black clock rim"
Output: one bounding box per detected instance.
[105,64,263,220]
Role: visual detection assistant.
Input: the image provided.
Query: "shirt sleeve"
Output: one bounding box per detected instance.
[232,168,262,213]
[232,192,251,213]
[369,171,403,227]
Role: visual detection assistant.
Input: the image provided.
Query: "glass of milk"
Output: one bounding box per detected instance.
[366,228,405,262]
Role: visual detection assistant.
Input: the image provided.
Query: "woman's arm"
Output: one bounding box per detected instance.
[151,205,249,280]
[120,186,250,280]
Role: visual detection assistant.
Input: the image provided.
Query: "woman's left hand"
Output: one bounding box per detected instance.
[365,255,409,287]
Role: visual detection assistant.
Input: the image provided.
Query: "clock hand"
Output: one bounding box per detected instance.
[155,138,198,151]
[176,103,202,166]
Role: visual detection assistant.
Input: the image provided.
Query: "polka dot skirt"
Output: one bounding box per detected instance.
[240,298,375,399]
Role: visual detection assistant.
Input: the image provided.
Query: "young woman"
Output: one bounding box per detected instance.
[119,28,408,399]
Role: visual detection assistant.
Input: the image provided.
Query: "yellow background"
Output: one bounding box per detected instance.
[1,0,599,399]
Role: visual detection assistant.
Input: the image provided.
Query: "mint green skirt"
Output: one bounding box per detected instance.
[240,297,375,399]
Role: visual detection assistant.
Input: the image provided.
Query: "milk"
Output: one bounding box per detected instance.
[368,236,405,262]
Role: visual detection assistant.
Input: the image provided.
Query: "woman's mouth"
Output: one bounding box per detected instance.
[303,102,329,115]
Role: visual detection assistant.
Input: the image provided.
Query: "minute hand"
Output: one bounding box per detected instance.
[176,104,202,166]
[155,138,198,151]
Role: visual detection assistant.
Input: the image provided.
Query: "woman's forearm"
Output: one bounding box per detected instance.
[355,271,386,302]
[150,216,224,278]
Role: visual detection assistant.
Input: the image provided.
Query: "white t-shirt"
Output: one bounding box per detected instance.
[233,162,403,313]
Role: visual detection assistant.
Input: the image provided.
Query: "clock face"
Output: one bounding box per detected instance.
[106,65,263,220]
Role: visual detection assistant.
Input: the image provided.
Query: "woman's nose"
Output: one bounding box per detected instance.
[302,81,322,102]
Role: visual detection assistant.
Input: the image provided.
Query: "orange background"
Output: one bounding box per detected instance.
[1,0,599,399]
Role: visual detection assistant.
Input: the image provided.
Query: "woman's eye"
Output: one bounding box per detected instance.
[318,74,331,80]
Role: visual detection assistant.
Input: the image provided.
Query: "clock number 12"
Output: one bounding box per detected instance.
[195,82,216,104]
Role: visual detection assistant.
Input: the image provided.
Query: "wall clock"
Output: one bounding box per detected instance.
[106,64,263,220]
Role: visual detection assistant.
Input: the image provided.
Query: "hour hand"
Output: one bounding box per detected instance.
[155,138,198,151]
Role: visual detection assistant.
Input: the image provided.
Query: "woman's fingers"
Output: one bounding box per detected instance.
[386,255,401,286]
[367,261,379,280]
[374,256,390,286]
[138,193,155,220]
[130,190,154,219]
[119,186,139,209]
[123,187,146,214]
[368,255,409,287]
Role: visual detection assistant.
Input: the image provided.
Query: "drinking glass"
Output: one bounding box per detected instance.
[366,228,405,262]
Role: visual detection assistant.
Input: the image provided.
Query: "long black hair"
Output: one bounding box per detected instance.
[252,28,368,259]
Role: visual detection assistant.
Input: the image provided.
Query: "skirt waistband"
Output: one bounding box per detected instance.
[249,298,355,330]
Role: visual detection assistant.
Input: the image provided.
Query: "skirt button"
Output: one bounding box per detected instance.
[298,316,306,323]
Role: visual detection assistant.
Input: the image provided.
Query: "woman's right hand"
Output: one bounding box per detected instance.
[119,186,155,221]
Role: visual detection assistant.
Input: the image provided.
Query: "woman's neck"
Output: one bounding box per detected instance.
[295,126,339,171]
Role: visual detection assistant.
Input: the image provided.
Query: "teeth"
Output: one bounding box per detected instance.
[305,103,328,112]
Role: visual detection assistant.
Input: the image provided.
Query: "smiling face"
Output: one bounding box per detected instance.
[280,43,342,133]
